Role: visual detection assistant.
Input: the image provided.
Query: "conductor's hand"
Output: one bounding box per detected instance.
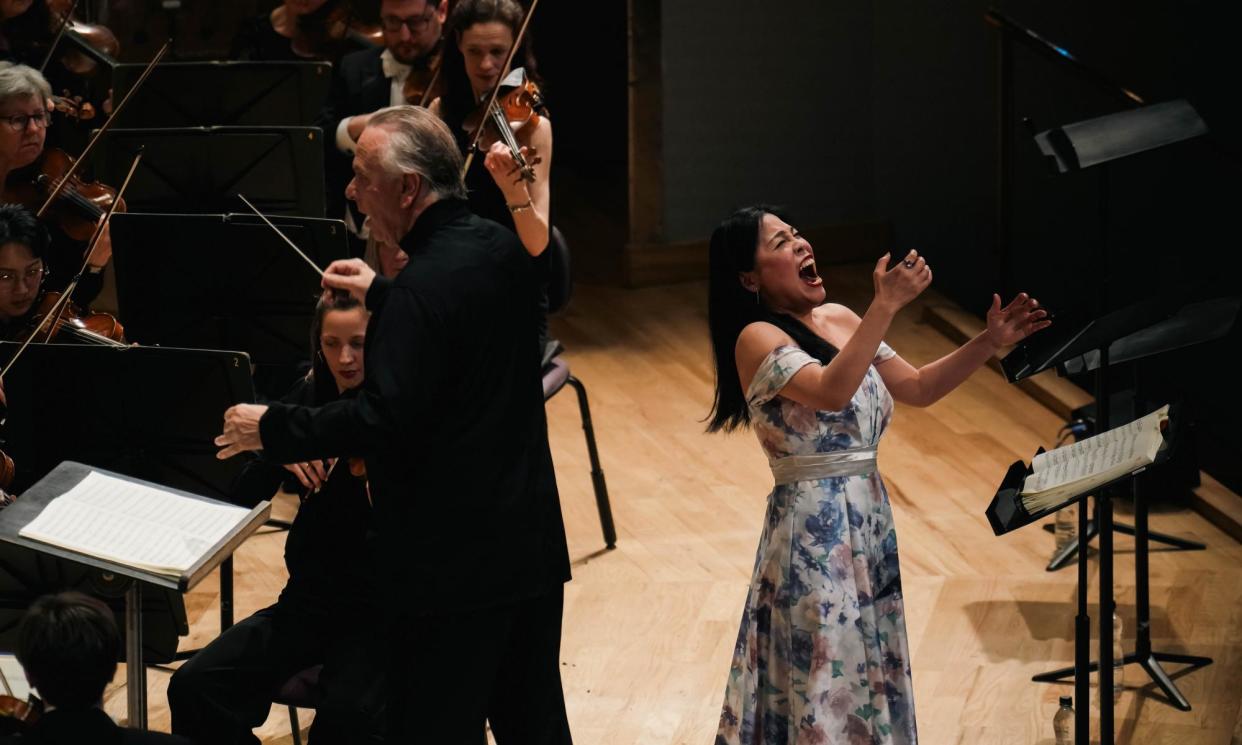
[984,292,1051,349]
[873,249,932,315]
[322,259,376,305]
[215,404,268,459]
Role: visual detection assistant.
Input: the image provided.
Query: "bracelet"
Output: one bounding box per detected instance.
[507,200,533,214]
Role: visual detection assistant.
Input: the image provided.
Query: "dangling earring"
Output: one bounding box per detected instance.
[754,289,760,305]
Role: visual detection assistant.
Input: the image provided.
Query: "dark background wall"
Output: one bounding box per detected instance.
[658,0,1239,491]
[660,0,876,243]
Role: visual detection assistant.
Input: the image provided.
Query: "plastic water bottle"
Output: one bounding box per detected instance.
[1053,695,1074,744]
[1112,611,1126,702]
[1054,502,1077,556]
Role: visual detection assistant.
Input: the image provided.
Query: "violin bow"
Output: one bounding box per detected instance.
[36,40,169,219]
[0,149,142,381]
[37,0,80,74]
[459,0,541,178]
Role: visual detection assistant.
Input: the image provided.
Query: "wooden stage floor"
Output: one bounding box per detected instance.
[106,264,1242,744]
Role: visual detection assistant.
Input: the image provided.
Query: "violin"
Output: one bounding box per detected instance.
[0,694,41,734]
[0,450,15,495]
[44,0,120,76]
[461,71,546,183]
[2,148,125,243]
[401,44,445,107]
[279,2,382,60]
[25,290,125,346]
[50,92,96,121]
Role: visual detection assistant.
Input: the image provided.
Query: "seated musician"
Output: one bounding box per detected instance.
[0,591,190,744]
[0,63,109,306]
[168,292,386,745]
[0,203,47,343]
[316,0,446,256]
[232,0,373,64]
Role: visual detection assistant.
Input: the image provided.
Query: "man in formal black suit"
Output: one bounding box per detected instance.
[0,592,190,745]
[216,106,573,743]
[316,0,447,256]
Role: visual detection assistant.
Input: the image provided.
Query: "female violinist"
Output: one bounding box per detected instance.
[432,0,551,259]
[0,63,110,306]
[232,0,376,64]
[0,1,116,153]
[168,291,388,744]
[0,203,49,344]
[430,0,554,355]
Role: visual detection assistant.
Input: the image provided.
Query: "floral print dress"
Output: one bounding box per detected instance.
[716,343,917,745]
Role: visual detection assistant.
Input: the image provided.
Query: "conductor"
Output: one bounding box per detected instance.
[214,105,573,744]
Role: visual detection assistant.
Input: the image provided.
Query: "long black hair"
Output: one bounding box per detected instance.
[439,0,542,134]
[706,205,838,433]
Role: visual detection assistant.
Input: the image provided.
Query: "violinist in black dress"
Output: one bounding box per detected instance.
[169,294,387,745]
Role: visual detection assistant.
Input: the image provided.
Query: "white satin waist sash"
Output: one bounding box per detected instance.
[769,446,878,486]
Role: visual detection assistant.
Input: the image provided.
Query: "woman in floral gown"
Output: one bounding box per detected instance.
[706,205,1049,744]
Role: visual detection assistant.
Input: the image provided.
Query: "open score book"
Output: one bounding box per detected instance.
[1021,405,1170,513]
[18,470,251,577]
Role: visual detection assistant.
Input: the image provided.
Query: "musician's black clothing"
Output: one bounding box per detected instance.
[257,198,572,742]
[0,707,191,745]
[168,378,384,745]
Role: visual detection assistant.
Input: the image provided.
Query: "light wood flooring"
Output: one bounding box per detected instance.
[103,264,1242,744]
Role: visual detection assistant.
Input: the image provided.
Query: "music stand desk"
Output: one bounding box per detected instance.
[0,462,269,730]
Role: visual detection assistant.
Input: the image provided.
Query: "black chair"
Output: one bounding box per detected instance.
[272,664,323,745]
[542,228,616,549]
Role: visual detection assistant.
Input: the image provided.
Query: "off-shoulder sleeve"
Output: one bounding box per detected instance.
[745,345,819,407]
[874,341,897,364]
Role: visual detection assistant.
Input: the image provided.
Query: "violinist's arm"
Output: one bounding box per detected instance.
[484,116,552,257]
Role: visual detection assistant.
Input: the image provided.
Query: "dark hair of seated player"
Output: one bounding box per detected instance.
[16,591,118,710]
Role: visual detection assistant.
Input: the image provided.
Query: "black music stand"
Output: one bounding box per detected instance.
[0,461,270,729]
[109,61,333,127]
[0,343,254,499]
[90,127,326,217]
[0,342,256,634]
[109,212,348,396]
[1000,295,1236,740]
[1001,99,1212,743]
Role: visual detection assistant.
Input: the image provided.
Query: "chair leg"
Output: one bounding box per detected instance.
[566,375,616,548]
[288,705,302,745]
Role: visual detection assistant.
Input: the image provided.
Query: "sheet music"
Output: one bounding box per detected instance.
[1024,406,1168,496]
[18,471,250,576]
[0,654,32,700]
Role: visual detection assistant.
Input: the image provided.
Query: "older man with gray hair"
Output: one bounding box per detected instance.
[216,105,574,744]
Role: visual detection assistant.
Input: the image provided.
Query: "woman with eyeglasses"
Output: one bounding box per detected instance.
[0,202,46,350]
[0,62,108,306]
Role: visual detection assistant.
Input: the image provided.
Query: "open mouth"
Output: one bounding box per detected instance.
[798,257,821,286]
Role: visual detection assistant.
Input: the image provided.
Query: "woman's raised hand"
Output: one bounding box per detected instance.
[873,249,932,314]
[984,293,1051,348]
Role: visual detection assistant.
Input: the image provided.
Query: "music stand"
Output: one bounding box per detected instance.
[109,212,348,390]
[0,462,270,729]
[90,127,326,217]
[0,542,187,662]
[1002,100,1212,743]
[109,61,333,127]
[0,343,254,500]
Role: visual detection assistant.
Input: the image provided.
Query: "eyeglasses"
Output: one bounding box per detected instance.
[0,111,51,132]
[380,8,436,33]
[0,265,47,288]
